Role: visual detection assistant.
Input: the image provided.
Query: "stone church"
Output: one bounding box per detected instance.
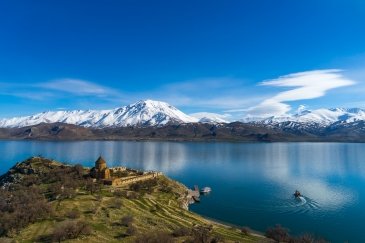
[90,156,111,180]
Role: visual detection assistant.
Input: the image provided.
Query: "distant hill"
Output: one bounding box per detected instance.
[0,121,365,142]
[0,99,364,141]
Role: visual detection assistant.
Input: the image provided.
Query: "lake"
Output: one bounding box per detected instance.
[0,140,364,242]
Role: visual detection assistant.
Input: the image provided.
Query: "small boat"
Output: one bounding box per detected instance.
[200,187,212,194]
[294,190,301,198]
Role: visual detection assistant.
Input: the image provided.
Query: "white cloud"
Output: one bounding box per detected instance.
[0,79,124,103]
[37,79,120,97]
[247,69,355,117]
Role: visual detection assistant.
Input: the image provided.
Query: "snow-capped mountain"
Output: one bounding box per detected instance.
[1,99,365,131]
[0,100,198,128]
[251,108,365,127]
[189,112,230,123]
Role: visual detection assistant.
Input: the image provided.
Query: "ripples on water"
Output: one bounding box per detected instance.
[274,196,320,215]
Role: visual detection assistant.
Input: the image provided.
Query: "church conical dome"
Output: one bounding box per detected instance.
[95,156,107,170]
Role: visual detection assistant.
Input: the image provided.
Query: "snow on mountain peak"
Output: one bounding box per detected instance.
[1,99,365,129]
[0,99,198,128]
[247,107,365,126]
[190,112,230,123]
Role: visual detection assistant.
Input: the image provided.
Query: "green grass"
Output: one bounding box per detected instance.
[11,176,268,242]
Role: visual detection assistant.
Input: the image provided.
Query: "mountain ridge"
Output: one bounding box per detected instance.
[0,100,199,128]
[1,120,365,142]
[1,99,365,141]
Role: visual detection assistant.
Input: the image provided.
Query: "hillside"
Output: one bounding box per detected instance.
[0,157,266,242]
[1,121,365,142]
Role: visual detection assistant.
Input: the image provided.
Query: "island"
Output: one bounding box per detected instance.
[0,156,267,242]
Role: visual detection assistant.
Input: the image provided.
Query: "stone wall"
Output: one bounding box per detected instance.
[105,172,162,186]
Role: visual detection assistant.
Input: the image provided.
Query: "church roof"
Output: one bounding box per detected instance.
[95,156,106,165]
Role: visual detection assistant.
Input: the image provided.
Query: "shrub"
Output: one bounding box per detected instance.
[241,227,250,236]
[0,237,13,243]
[52,220,92,242]
[160,186,173,193]
[113,190,127,198]
[189,225,213,243]
[135,231,174,243]
[85,179,98,195]
[65,209,80,219]
[130,183,141,192]
[109,198,123,209]
[265,224,289,242]
[127,191,139,199]
[130,179,158,193]
[73,164,84,178]
[210,235,224,243]
[126,225,137,236]
[0,187,52,237]
[113,170,129,178]
[121,215,134,227]
[287,233,329,243]
[172,226,191,237]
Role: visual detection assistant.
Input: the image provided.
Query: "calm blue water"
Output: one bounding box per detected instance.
[0,141,364,242]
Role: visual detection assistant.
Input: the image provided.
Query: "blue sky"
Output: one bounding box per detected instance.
[1,0,365,118]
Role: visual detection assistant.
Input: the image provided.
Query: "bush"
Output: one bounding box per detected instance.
[85,179,100,195]
[135,231,174,243]
[241,227,250,236]
[210,235,224,243]
[126,225,137,236]
[65,209,80,219]
[52,220,92,242]
[265,224,289,242]
[189,225,213,243]
[121,215,134,227]
[130,179,158,193]
[287,233,329,243]
[113,190,127,198]
[0,187,52,237]
[172,226,191,237]
[130,183,141,192]
[113,170,129,178]
[160,186,173,193]
[0,237,13,243]
[127,191,139,199]
[73,164,84,178]
[109,198,123,209]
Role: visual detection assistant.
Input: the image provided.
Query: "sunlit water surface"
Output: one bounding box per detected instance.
[1,141,364,242]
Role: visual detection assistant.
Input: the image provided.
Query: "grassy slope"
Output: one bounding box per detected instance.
[12,174,267,243]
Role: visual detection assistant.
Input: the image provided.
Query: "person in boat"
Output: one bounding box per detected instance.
[294,190,301,198]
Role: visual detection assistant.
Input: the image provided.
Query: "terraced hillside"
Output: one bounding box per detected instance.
[0,157,268,242]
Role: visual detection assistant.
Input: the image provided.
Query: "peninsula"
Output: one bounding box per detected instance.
[0,157,267,242]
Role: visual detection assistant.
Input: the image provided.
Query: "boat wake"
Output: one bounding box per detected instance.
[234,193,321,217]
[248,195,321,216]
[296,196,307,206]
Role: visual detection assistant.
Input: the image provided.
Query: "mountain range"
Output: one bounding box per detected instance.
[0,99,365,141]
[0,100,198,128]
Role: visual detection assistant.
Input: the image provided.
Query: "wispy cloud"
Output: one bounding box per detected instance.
[0,79,123,101]
[36,79,119,97]
[246,69,355,117]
